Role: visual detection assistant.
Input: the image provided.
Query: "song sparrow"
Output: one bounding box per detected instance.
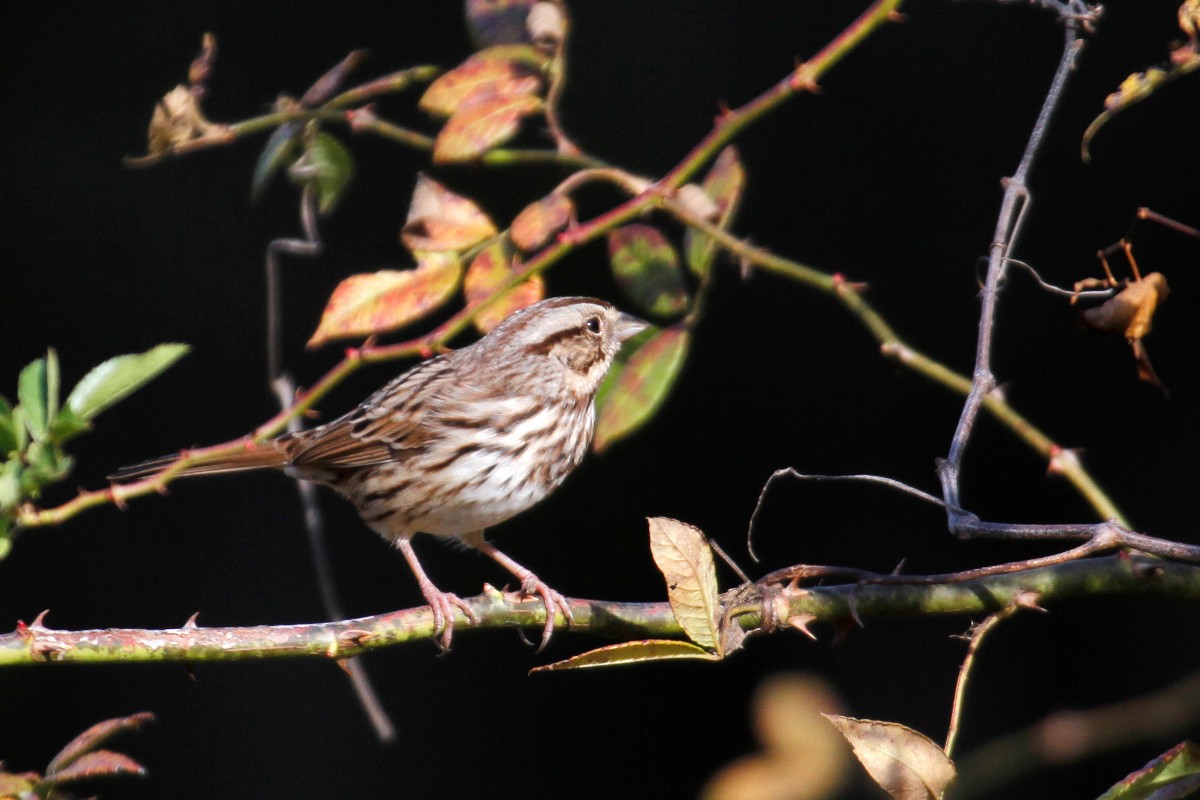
[115,296,648,650]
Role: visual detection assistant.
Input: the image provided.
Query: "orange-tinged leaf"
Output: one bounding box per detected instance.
[1078,272,1170,391]
[464,238,545,333]
[824,715,956,800]
[307,255,462,347]
[648,517,720,651]
[530,639,719,672]
[608,224,688,317]
[684,145,746,278]
[594,323,690,452]
[421,44,545,118]
[433,93,544,163]
[511,192,574,252]
[401,173,498,253]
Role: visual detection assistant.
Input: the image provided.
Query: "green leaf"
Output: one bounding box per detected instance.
[683,145,746,278]
[301,132,354,216]
[530,640,720,673]
[66,344,190,421]
[608,224,689,318]
[0,398,16,456]
[252,122,301,201]
[1097,742,1200,799]
[0,517,11,560]
[18,354,50,441]
[24,440,73,485]
[0,459,22,511]
[49,406,92,444]
[593,324,690,453]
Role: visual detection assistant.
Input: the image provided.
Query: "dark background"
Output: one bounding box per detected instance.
[2,2,1199,798]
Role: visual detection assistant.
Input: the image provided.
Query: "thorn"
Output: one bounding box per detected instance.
[418,343,435,360]
[890,559,907,576]
[786,613,818,640]
[106,485,129,511]
[988,381,1010,403]
[1047,446,1083,476]
[182,612,201,629]
[30,609,52,630]
[1131,559,1165,579]
[335,657,354,676]
[888,10,907,23]
[337,628,372,649]
[1013,591,1047,613]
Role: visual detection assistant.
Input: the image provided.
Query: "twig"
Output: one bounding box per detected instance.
[264,176,395,742]
[937,4,1096,522]
[944,595,1041,759]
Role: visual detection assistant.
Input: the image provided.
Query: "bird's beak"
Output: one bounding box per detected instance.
[615,313,650,344]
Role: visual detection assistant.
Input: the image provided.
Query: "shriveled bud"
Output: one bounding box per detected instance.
[676,183,721,222]
[527,2,566,49]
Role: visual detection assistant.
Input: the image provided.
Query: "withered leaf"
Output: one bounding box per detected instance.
[647,517,720,651]
[1079,272,1169,390]
[824,715,956,800]
[530,639,719,673]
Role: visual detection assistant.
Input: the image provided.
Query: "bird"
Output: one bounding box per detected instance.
[113,296,648,650]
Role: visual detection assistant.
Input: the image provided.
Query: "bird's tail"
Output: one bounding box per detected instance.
[109,442,289,482]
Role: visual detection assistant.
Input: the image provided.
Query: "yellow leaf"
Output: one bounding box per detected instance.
[401,173,498,253]
[647,517,720,651]
[463,238,545,333]
[530,640,719,673]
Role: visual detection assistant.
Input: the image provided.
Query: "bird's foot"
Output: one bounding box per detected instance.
[518,575,575,653]
[421,585,478,653]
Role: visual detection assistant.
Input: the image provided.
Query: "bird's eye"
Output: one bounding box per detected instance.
[584,316,602,334]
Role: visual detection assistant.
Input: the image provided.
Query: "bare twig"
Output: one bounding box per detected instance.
[938,4,1101,527]
[945,595,1042,759]
[264,176,395,742]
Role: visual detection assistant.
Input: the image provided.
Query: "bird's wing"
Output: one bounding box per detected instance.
[284,356,457,469]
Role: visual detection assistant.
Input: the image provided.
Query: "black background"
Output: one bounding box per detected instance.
[2,2,1199,798]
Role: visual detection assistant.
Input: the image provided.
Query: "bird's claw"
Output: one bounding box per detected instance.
[425,589,478,652]
[519,576,575,653]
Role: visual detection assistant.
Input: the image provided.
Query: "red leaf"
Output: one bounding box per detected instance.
[46,712,154,776]
[420,44,546,118]
[433,93,544,163]
[511,192,574,252]
[464,238,545,333]
[307,255,463,347]
[40,751,147,787]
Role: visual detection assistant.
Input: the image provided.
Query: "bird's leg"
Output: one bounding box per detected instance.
[462,532,574,652]
[395,538,477,651]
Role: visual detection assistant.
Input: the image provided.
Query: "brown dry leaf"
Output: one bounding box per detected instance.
[464,237,545,333]
[824,715,956,800]
[511,192,574,252]
[530,639,719,672]
[647,517,720,651]
[433,92,544,163]
[307,254,463,347]
[401,173,498,253]
[1079,272,1170,390]
[419,44,547,117]
[147,85,213,156]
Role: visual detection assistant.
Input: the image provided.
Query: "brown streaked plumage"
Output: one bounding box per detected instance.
[114,297,648,650]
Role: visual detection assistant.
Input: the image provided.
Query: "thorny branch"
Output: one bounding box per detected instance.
[2,553,1197,667]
